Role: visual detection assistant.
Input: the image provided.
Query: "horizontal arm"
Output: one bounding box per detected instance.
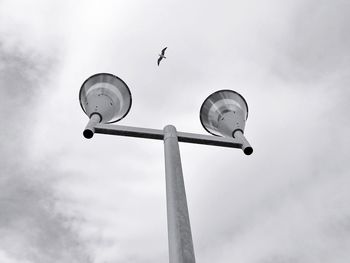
[177,131,242,148]
[94,123,163,140]
[92,123,247,151]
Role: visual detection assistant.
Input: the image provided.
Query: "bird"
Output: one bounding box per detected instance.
[157,47,167,66]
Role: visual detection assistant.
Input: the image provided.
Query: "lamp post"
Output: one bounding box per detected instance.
[79,73,253,263]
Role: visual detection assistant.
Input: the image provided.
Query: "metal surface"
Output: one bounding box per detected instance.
[233,130,253,155]
[200,89,248,137]
[94,123,163,140]
[79,73,132,123]
[163,125,196,263]
[93,123,243,149]
[216,111,246,138]
[83,113,101,139]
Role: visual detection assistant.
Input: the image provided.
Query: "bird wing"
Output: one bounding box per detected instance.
[157,57,162,65]
[161,47,167,55]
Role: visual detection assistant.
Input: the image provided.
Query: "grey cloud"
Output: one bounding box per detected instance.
[0,42,92,262]
[185,1,350,261]
[270,0,350,82]
[2,0,350,262]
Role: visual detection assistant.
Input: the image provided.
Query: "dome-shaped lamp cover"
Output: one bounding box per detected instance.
[79,73,132,123]
[200,90,248,137]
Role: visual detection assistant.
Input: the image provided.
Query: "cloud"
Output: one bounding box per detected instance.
[1,0,350,262]
[268,0,350,82]
[0,33,92,263]
[183,1,350,262]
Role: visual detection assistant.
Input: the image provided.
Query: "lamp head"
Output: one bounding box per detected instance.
[200,90,249,138]
[79,73,132,123]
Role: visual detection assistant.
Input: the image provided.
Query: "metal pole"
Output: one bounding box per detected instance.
[83,113,101,139]
[163,125,196,263]
[233,130,253,155]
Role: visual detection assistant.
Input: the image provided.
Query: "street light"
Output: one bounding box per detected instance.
[79,73,132,138]
[79,73,253,263]
[200,89,253,155]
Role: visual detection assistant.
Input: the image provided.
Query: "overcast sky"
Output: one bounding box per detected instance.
[1,0,350,262]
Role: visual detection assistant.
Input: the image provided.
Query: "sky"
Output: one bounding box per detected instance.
[0,0,350,262]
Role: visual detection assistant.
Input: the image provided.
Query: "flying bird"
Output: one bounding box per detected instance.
[157,47,167,66]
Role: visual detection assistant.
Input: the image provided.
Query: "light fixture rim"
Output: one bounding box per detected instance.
[79,72,132,123]
[199,89,249,136]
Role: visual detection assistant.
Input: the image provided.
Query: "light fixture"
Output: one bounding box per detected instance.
[200,89,252,155]
[79,73,132,138]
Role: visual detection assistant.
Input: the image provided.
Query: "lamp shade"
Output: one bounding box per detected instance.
[200,90,248,137]
[79,73,132,123]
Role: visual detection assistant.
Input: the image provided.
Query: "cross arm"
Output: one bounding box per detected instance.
[88,123,252,154]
